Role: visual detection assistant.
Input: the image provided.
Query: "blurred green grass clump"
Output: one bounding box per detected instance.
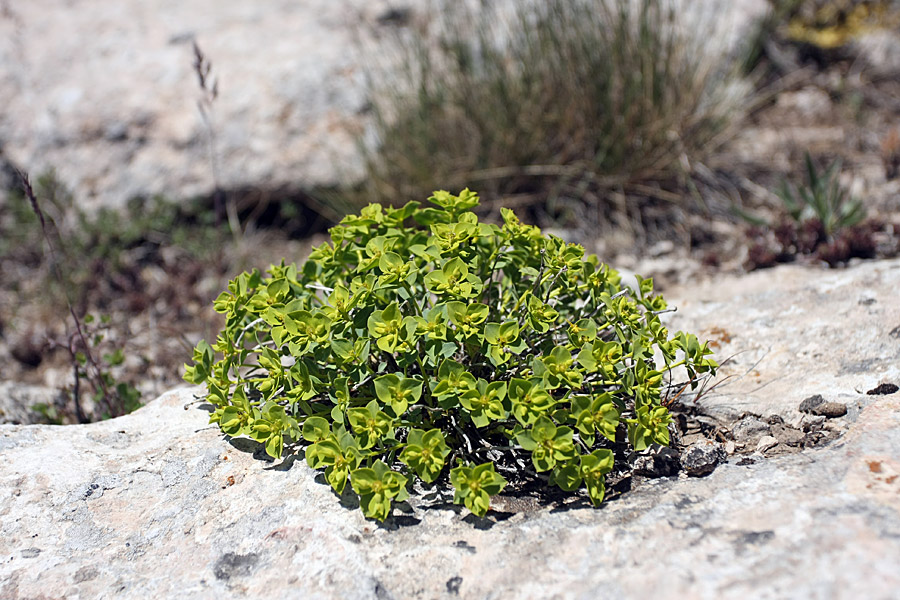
[350,0,747,227]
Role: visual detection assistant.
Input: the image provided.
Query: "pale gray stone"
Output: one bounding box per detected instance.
[756,435,779,453]
[0,0,397,209]
[799,394,826,414]
[0,381,67,425]
[633,446,680,478]
[2,384,899,599]
[770,423,805,447]
[731,415,770,445]
[663,258,900,424]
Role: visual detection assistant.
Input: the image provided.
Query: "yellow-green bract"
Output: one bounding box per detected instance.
[185,189,717,521]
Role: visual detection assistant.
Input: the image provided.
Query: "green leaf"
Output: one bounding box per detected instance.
[627,405,672,451]
[267,278,289,300]
[432,359,476,399]
[537,346,582,389]
[347,400,394,449]
[567,318,597,346]
[379,251,404,272]
[307,436,362,495]
[450,462,507,517]
[572,393,619,442]
[374,373,423,416]
[424,257,481,298]
[508,378,555,426]
[460,380,507,427]
[400,428,451,483]
[302,416,331,442]
[219,405,254,437]
[306,438,341,469]
[527,297,559,333]
[581,449,614,506]
[351,460,408,521]
[265,434,284,460]
[550,460,583,492]
[517,416,576,472]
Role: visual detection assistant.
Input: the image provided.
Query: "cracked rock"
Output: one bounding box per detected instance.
[770,424,805,447]
[789,414,826,433]
[680,440,727,477]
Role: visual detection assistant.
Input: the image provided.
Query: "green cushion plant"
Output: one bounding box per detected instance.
[185,190,717,521]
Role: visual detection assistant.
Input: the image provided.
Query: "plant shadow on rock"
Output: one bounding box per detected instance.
[226,436,274,463]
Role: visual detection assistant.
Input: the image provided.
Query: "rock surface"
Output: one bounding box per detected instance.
[798,394,826,413]
[0,381,66,425]
[730,415,770,445]
[663,258,900,425]
[0,0,394,209]
[0,0,767,209]
[680,440,727,476]
[632,446,680,478]
[2,258,900,599]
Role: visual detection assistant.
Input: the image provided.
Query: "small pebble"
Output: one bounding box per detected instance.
[724,440,736,454]
[681,440,727,477]
[811,402,847,419]
[756,435,778,453]
[801,415,826,433]
[771,423,804,447]
[798,394,825,414]
[866,383,898,396]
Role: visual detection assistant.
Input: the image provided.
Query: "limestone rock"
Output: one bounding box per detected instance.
[0,381,67,425]
[0,0,396,209]
[770,423,805,447]
[854,29,900,73]
[4,240,900,599]
[3,383,900,599]
[632,446,680,478]
[789,413,826,433]
[731,415,770,445]
[663,259,900,424]
[681,440,727,476]
[756,435,779,453]
[0,0,767,210]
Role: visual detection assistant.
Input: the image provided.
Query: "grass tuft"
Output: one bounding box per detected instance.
[349,0,748,232]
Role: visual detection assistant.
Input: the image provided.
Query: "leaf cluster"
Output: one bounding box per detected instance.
[186,190,717,520]
[775,152,865,238]
[738,152,865,240]
[739,152,878,269]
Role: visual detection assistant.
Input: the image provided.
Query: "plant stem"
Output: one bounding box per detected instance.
[18,170,111,420]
